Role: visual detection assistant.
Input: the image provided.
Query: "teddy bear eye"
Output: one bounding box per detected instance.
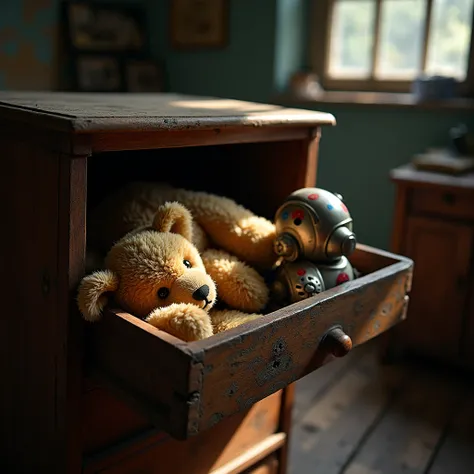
[157,287,170,299]
[183,259,192,268]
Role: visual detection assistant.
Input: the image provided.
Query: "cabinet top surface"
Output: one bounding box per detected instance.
[0,91,335,133]
[391,163,474,191]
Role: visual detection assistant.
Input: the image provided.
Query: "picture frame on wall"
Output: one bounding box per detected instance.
[170,0,228,49]
[65,1,148,53]
[125,59,164,92]
[75,55,123,92]
[61,1,158,92]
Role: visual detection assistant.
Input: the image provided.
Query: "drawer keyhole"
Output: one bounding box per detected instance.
[443,193,456,205]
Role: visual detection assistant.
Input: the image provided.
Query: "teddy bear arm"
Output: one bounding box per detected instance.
[145,303,214,342]
[162,188,278,270]
[210,309,262,333]
[201,249,269,313]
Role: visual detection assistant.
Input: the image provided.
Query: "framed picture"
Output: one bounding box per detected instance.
[170,0,228,49]
[65,1,147,52]
[126,60,163,92]
[76,55,122,92]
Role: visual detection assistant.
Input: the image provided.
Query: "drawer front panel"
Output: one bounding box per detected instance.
[412,187,474,220]
[88,245,413,440]
[84,391,282,474]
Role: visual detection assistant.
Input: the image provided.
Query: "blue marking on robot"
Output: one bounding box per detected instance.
[282,211,289,220]
[327,204,334,210]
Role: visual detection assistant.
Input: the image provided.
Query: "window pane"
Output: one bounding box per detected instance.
[425,0,474,80]
[327,0,376,78]
[375,0,426,79]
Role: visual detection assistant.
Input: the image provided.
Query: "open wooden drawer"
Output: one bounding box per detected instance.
[88,243,413,440]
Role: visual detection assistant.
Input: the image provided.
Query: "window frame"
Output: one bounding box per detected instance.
[309,0,474,96]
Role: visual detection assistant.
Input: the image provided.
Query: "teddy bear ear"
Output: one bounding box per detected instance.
[152,201,194,242]
[77,270,119,322]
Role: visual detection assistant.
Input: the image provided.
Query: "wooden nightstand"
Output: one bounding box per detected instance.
[388,163,474,368]
[0,92,412,474]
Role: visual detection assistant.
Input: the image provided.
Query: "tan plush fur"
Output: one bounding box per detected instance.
[77,270,119,321]
[87,182,278,271]
[211,310,261,333]
[77,201,265,342]
[201,249,268,313]
[146,304,214,341]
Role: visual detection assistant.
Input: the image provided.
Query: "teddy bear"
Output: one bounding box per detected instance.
[77,201,267,342]
[84,181,280,313]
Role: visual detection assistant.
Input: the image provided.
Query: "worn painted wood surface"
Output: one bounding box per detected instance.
[190,246,412,435]
[0,92,335,133]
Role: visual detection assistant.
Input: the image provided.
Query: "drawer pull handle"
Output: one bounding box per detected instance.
[320,327,352,358]
[442,193,456,205]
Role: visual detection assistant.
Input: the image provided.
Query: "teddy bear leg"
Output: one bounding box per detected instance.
[145,303,214,342]
[202,249,269,313]
[210,309,262,333]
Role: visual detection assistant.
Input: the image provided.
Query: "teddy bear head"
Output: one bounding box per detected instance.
[77,202,217,321]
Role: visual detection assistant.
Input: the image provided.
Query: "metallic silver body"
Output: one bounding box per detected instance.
[274,188,356,263]
[271,257,355,305]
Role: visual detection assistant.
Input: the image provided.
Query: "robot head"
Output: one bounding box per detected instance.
[273,188,356,263]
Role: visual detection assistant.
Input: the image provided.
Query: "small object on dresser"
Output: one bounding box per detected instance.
[412,148,474,175]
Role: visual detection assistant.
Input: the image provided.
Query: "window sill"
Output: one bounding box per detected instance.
[273,91,474,111]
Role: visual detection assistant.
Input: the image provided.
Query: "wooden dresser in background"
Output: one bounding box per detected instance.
[388,163,474,368]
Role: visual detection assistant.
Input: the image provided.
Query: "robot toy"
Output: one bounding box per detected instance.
[271,188,358,306]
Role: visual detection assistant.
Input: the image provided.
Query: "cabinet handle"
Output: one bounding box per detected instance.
[442,193,456,205]
[320,327,353,358]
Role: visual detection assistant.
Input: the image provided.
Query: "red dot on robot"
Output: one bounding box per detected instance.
[308,193,319,200]
[297,269,306,276]
[341,203,348,213]
[292,209,304,219]
[336,272,349,285]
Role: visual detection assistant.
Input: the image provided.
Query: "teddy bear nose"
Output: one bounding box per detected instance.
[192,284,210,301]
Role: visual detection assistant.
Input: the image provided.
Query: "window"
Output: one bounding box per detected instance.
[311,0,474,93]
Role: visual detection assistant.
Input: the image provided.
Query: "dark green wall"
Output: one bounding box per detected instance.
[149,0,279,102]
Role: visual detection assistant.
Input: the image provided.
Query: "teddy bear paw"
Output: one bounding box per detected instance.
[145,303,214,342]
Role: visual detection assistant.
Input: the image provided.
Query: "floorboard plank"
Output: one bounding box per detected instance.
[288,348,405,474]
[343,367,462,474]
[428,388,474,474]
[292,341,376,423]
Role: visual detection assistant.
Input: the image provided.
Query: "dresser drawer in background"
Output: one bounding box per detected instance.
[411,186,474,220]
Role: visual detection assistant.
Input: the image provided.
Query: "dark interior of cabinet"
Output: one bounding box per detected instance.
[86,140,310,223]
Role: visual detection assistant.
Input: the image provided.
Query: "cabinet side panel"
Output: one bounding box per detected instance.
[57,156,87,474]
[0,140,61,473]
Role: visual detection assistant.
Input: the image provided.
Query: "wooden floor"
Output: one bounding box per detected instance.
[288,339,474,474]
